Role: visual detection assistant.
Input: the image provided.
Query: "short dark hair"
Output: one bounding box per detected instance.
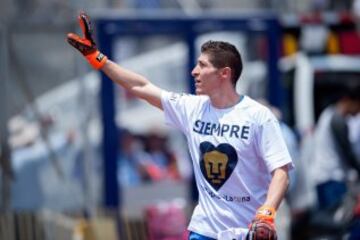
[339,84,360,101]
[201,40,243,86]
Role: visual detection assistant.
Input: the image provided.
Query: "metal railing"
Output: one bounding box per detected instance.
[0,210,149,240]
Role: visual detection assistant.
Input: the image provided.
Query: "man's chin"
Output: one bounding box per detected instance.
[195,89,204,95]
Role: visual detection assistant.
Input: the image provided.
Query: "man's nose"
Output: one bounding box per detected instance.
[191,66,199,77]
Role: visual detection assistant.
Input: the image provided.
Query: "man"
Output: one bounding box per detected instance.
[67,12,293,240]
[311,87,360,211]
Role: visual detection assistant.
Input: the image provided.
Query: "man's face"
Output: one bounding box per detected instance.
[347,99,360,116]
[191,53,221,96]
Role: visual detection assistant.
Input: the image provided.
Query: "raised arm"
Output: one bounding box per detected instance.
[66,12,163,109]
[101,60,163,109]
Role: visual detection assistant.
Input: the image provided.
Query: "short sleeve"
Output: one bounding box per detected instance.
[161,91,191,133]
[257,116,294,173]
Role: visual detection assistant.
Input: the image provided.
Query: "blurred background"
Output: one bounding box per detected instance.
[0,0,360,239]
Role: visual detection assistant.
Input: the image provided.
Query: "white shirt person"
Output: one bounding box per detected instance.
[67,12,293,239]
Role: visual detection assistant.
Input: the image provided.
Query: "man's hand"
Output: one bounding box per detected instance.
[247,206,277,240]
[67,12,107,69]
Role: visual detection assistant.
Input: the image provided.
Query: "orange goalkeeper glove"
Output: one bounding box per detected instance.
[254,205,276,223]
[67,12,107,70]
[247,206,277,240]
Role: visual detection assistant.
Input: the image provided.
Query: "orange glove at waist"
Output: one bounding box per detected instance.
[254,205,276,223]
[247,206,277,240]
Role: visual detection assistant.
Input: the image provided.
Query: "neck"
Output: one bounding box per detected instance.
[209,89,241,109]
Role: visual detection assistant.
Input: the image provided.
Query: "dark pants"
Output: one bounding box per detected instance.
[316,180,347,210]
[189,231,216,240]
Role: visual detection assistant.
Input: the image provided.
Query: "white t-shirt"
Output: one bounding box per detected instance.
[161,91,293,238]
[310,106,347,184]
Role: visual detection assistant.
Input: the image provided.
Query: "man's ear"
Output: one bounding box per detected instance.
[219,67,232,81]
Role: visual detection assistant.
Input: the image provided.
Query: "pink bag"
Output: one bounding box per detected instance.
[145,200,188,240]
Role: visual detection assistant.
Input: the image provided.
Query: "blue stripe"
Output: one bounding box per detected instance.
[189,231,216,240]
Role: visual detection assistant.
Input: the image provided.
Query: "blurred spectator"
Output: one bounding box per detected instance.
[8,116,39,149]
[141,131,181,182]
[117,129,146,187]
[349,113,360,159]
[310,86,360,211]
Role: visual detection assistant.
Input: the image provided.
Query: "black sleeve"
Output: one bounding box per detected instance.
[330,113,360,174]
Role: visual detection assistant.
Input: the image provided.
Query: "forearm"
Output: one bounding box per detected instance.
[101,60,162,108]
[250,168,288,238]
[102,60,149,93]
[263,165,289,210]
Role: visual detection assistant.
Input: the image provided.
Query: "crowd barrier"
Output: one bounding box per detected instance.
[0,206,187,240]
[0,210,120,240]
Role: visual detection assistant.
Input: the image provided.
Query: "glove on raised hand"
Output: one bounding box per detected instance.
[67,12,107,69]
[247,206,277,240]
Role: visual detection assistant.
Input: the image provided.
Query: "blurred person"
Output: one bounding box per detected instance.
[141,131,181,182]
[310,87,360,211]
[67,13,293,239]
[8,115,79,209]
[349,113,360,159]
[117,129,146,187]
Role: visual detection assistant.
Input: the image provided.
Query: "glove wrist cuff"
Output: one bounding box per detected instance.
[85,50,108,70]
[255,205,276,222]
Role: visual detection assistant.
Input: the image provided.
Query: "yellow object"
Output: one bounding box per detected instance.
[283,34,297,56]
[73,217,118,240]
[327,31,340,54]
[73,219,88,240]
